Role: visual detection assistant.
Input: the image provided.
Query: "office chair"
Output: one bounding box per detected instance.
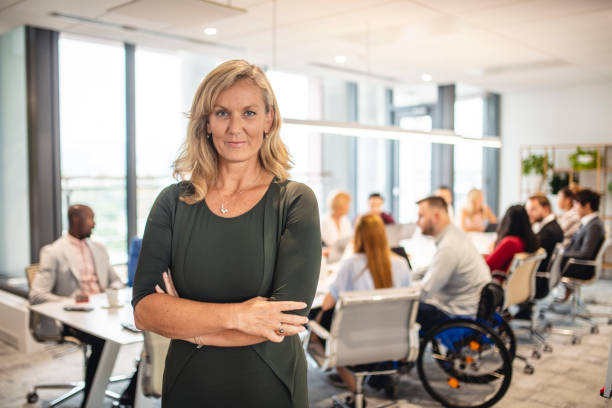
[305,287,421,408]
[546,234,610,342]
[498,249,547,369]
[139,331,170,398]
[25,264,130,406]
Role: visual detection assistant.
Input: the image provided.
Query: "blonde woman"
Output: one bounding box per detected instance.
[460,188,497,232]
[321,191,352,262]
[132,60,321,407]
[317,214,411,404]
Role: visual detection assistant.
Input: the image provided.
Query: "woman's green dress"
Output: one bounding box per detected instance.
[132,180,321,407]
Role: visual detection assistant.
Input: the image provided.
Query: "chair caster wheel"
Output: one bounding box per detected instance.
[532,350,541,359]
[543,345,553,353]
[544,322,552,330]
[26,392,39,403]
[571,337,580,345]
[591,326,599,334]
[524,365,535,375]
[607,318,612,325]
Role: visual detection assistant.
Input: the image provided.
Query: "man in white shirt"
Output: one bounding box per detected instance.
[557,187,581,247]
[414,196,491,333]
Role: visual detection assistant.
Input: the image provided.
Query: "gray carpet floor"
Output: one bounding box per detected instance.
[2,281,612,408]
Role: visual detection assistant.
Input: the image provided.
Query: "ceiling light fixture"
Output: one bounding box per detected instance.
[421,73,432,82]
[204,27,217,35]
[335,55,346,64]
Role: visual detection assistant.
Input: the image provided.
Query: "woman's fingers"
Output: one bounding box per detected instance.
[274,301,307,312]
[162,271,178,297]
[278,313,309,326]
[155,284,165,294]
[277,323,306,337]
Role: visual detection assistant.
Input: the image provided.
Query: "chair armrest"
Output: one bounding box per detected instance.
[407,323,421,362]
[567,258,596,267]
[307,321,330,340]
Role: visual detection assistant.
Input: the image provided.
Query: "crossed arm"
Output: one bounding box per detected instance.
[134,271,307,347]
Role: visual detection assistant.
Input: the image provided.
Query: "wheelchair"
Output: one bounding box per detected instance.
[416,314,513,408]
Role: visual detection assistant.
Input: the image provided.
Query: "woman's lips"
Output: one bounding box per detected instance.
[225,141,246,148]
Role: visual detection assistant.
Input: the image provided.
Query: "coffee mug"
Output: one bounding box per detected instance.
[106,288,120,308]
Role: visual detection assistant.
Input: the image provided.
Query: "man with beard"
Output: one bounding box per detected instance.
[516,194,564,319]
[29,205,135,407]
[414,196,490,333]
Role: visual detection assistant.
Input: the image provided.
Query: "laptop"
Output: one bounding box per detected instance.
[385,223,417,247]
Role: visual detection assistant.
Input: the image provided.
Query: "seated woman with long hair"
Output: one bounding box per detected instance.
[486,204,539,282]
[316,214,411,404]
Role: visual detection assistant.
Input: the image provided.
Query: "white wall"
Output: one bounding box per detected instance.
[500,82,612,211]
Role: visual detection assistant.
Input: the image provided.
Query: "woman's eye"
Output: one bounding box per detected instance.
[215,111,228,118]
[244,110,256,117]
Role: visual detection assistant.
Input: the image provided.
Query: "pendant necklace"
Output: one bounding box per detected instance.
[217,172,261,215]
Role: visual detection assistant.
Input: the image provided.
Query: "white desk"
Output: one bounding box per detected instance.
[30,289,151,408]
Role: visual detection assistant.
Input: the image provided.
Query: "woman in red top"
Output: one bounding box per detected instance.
[486,205,539,282]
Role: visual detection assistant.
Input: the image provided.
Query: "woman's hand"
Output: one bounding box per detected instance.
[155,270,178,297]
[231,297,308,343]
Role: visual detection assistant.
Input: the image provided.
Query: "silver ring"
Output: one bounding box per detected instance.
[279,323,284,334]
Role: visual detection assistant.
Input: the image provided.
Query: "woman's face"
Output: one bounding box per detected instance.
[207,79,273,166]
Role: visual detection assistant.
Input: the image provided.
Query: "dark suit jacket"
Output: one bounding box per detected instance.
[534,219,564,298]
[562,215,605,280]
[537,219,564,272]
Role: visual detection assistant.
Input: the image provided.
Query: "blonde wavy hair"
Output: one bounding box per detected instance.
[353,214,393,289]
[465,188,485,216]
[173,59,291,204]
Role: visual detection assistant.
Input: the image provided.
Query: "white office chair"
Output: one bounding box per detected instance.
[305,287,421,408]
[139,331,171,398]
[499,249,546,371]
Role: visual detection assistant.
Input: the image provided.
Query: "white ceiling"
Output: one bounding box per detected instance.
[1,0,611,93]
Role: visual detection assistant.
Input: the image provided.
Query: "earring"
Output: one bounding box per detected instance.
[264,132,268,139]
[206,133,212,139]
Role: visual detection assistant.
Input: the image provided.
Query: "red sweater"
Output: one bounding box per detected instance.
[486,236,525,275]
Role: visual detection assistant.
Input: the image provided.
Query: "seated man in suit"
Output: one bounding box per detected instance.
[29,204,134,407]
[414,196,491,333]
[516,194,564,319]
[560,189,605,300]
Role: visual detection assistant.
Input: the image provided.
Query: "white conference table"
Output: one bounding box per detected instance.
[30,288,152,408]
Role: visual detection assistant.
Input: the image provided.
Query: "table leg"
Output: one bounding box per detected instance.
[84,340,120,408]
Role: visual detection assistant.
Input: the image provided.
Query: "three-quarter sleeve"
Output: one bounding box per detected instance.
[269,183,321,317]
[131,184,177,308]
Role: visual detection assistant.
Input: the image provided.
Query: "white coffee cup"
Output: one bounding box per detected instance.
[106,288,120,308]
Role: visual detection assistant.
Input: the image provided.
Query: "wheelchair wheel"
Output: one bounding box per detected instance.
[417,319,512,408]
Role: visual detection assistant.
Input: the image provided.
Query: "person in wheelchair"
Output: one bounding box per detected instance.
[313,214,411,403]
[413,196,491,333]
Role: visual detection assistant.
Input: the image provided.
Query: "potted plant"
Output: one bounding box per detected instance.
[569,148,598,171]
[522,153,552,192]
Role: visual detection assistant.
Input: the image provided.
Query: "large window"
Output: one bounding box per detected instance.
[454,96,484,213]
[59,35,127,264]
[135,48,182,236]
